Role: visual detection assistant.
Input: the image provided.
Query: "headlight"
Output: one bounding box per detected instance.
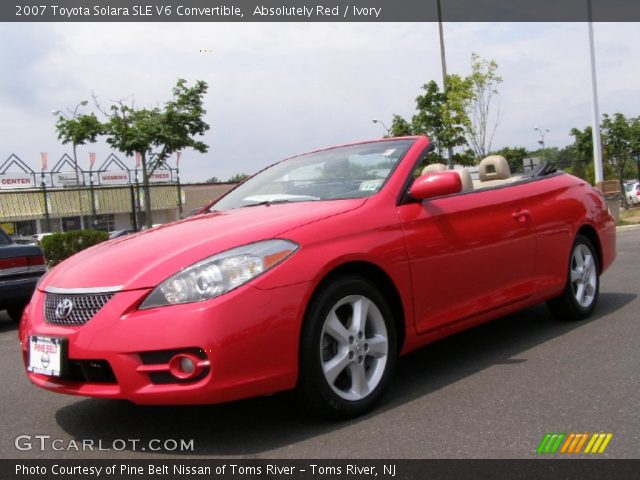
[139,239,299,309]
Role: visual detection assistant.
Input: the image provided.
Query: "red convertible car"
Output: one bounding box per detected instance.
[19,136,615,418]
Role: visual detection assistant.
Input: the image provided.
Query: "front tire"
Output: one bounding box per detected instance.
[547,235,600,320]
[298,275,397,419]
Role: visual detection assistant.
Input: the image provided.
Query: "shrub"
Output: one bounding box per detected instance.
[40,229,109,267]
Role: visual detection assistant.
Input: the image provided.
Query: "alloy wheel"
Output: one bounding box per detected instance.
[320,294,389,401]
[570,244,597,308]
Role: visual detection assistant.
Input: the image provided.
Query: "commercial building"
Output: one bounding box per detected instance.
[0,153,234,235]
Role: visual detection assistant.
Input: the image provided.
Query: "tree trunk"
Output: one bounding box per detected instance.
[141,151,153,228]
[619,170,629,209]
[72,143,85,230]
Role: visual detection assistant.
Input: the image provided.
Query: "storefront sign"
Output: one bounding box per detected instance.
[52,173,80,187]
[99,171,130,185]
[149,171,172,183]
[0,173,35,189]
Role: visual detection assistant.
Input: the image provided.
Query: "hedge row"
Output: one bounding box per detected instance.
[40,230,109,267]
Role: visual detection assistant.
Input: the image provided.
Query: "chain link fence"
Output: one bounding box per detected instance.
[0,184,181,236]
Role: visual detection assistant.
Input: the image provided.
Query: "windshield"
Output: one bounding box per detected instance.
[210,139,415,211]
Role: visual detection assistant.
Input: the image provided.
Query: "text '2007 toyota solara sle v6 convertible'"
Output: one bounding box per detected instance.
[20,136,615,418]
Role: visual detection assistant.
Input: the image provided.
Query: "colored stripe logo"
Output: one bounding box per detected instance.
[537,433,613,454]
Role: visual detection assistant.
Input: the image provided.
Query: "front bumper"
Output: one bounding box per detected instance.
[19,281,309,405]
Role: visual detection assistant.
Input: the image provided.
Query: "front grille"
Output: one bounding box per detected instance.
[44,292,114,326]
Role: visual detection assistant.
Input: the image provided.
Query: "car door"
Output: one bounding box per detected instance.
[397,182,537,334]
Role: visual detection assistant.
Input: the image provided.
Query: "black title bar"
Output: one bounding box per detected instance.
[5,459,640,480]
[4,0,640,22]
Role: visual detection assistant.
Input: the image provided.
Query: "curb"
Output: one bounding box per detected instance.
[616,224,640,233]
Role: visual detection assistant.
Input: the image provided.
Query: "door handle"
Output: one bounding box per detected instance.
[512,209,531,224]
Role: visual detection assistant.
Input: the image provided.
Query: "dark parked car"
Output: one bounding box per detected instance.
[0,228,46,321]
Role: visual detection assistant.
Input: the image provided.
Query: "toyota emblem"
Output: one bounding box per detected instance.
[55,298,74,320]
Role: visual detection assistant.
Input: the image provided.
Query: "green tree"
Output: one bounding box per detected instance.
[465,53,502,159]
[205,176,220,183]
[101,79,210,227]
[54,113,104,185]
[567,126,593,181]
[407,81,444,157]
[601,113,636,207]
[439,74,474,154]
[228,173,249,183]
[390,114,413,137]
[395,77,472,161]
[452,148,477,167]
[391,55,500,165]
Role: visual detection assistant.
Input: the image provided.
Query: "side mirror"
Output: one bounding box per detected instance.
[409,171,462,200]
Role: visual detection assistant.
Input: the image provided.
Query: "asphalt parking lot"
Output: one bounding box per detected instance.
[1,230,638,459]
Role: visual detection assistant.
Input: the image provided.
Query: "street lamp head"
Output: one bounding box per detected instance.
[372,119,380,124]
[80,100,88,106]
[51,110,62,116]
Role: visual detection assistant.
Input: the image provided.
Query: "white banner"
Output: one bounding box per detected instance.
[149,170,172,183]
[99,171,130,185]
[0,173,35,189]
[51,172,80,187]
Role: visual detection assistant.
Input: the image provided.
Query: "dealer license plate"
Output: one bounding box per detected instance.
[28,336,65,377]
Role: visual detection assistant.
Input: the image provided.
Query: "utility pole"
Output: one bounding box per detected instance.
[437,0,454,169]
[587,0,604,185]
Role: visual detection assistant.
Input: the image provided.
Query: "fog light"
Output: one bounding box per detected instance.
[168,353,203,380]
[180,357,195,373]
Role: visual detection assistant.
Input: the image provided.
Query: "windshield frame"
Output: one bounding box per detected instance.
[208,138,417,212]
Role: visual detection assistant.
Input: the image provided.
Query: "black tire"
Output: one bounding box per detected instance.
[6,304,25,322]
[298,275,397,420]
[547,235,600,321]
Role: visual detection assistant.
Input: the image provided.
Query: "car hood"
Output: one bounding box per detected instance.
[41,199,366,291]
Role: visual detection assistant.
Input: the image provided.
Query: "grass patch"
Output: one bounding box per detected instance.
[618,207,640,226]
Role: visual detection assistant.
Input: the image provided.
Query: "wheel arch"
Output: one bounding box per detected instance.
[576,224,603,273]
[303,261,406,354]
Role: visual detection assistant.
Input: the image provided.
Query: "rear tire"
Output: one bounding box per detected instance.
[298,275,397,419]
[547,235,599,321]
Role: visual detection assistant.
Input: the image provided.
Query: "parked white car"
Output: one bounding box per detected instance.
[625,182,640,206]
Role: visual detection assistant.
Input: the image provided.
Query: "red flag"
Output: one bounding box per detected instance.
[135,152,142,169]
[176,151,182,167]
[89,152,96,170]
[40,152,48,171]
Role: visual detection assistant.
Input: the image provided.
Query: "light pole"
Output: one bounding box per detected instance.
[372,119,390,137]
[534,127,549,162]
[51,99,88,188]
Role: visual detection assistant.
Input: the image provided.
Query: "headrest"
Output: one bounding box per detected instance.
[479,156,510,181]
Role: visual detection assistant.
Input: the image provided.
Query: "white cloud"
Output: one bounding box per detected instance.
[1,22,639,183]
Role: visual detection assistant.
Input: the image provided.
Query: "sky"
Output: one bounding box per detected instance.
[0,21,639,183]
